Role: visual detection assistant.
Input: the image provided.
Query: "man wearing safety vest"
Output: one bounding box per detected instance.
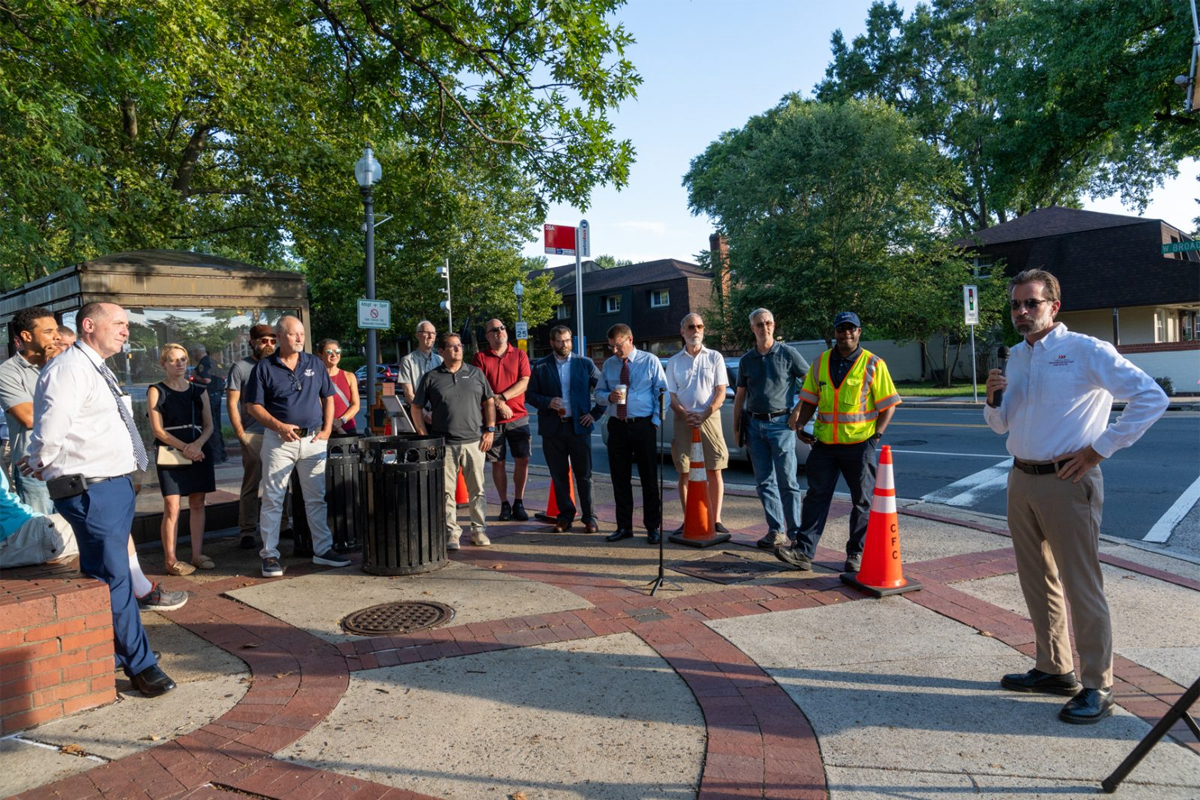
[775,312,901,572]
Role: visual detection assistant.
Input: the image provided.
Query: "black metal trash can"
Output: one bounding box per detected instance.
[359,434,447,576]
[287,435,363,557]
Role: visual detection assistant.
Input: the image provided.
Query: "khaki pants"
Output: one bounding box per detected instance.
[239,433,265,536]
[670,411,729,472]
[1007,466,1112,689]
[444,440,487,543]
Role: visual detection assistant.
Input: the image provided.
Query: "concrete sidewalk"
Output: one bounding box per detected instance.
[2,468,1198,799]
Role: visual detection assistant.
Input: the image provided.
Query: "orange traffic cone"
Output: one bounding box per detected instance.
[670,428,730,548]
[536,467,575,522]
[841,445,922,597]
[455,468,469,507]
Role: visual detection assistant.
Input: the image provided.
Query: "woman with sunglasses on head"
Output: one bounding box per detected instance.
[318,339,359,436]
[147,343,216,575]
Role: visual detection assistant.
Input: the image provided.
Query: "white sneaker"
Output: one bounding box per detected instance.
[447,537,461,551]
[470,530,491,547]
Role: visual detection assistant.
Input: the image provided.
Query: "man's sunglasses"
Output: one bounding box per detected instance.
[1010,299,1051,311]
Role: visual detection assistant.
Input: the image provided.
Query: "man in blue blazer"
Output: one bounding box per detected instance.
[527,325,604,533]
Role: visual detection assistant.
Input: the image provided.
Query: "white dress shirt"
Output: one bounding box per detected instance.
[666,346,727,413]
[556,355,572,416]
[984,324,1168,461]
[27,343,137,480]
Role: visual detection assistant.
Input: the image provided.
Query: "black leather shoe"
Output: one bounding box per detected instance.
[130,665,176,698]
[1000,668,1081,696]
[773,545,812,571]
[647,529,661,545]
[1059,688,1114,724]
[239,534,257,550]
[605,528,633,542]
[844,554,862,573]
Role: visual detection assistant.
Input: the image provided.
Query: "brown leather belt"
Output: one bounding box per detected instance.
[1012,457,1069,475]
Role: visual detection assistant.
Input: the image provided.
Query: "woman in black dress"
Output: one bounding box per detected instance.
[147,343,216,575]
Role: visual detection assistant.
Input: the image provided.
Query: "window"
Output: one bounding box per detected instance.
[649,289,670,308]
[555,304,570,320]
[604,295,621,314]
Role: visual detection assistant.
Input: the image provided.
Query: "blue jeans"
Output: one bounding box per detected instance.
[11,462,53,515]
[746,417,802,537]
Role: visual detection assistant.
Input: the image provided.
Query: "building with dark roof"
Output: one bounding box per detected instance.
[957,207,1199,346]
[527,258,715,360]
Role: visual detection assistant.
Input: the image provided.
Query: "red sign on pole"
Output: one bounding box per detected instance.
[544,224,577,255]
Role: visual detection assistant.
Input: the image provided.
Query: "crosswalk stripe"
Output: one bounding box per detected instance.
[1144,473,1200,543]
[921,458,1014,506]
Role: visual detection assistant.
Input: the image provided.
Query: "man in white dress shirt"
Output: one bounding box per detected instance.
[665,313,729,534]
[23,302,178,697]
[985,269,1168,724]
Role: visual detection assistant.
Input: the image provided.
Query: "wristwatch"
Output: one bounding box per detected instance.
[484,425,496,433]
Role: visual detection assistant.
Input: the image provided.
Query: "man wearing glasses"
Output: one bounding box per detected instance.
[526,325,603,533]
[472,319,532,522]
[227,324,280,550]
[397,320,442,407]
[732,308,809,552]
[413,332,496,549]
[775,311,900,573]
[985,269,1167,724]
[244,316,351,577]
[596,323,668,544]
[665,313,730,535]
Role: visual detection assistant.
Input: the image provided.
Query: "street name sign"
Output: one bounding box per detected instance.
[1162,240,1200,254]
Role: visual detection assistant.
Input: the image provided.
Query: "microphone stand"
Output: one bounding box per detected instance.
[645,386,680,596]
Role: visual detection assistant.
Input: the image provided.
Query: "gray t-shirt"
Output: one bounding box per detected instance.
[397,349,442,394]
[0,354,41,459]
[226,356,265,434]
[413,363,494,443]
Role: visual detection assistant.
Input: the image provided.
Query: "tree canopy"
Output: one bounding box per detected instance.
[0,0,641,338]
[816,0,1198,232]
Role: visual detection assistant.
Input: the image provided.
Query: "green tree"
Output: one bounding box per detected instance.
[594,254,634,269]
[0,0,641,296]
[685,97,960,348]
[817,0,1198,231]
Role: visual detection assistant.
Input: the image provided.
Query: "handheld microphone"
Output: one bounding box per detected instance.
[990,346,1009,408]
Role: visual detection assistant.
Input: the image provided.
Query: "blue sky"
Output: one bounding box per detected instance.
[523,0,1198,266]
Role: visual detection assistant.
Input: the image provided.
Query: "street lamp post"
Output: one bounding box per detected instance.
[514,279,525,352]
[355,147,382,414]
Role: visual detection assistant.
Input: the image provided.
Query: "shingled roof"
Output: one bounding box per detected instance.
[955,207,1148,248]
[532,258,708,294]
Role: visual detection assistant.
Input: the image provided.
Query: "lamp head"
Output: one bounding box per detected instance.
[514,280,525,298]
[355,147,382,188]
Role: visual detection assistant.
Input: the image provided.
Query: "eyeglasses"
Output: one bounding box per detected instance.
[324,349,341,355]
[256,336,277,344]
[286,371,302,393]
[686,324,705,330]
[835,324,858,333]
[443,344,464,350]
[487,326,506,334]
[1010,299,1052,311]
[417,330,436,336]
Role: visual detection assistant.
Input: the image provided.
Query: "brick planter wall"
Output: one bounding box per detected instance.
[0,564,116,733]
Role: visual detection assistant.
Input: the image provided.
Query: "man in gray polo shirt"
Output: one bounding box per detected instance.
[397,320,442,407]
[227,323,279,550]
[412,332,496,550]
[0,306,62,513]
[732,307,809,550]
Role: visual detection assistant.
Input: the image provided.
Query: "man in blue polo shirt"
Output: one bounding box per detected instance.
[245,315,351,577]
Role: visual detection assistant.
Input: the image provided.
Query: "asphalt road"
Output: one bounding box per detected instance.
[524,405,1200,545]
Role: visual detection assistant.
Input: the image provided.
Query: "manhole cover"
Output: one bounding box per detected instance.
[890,439,927,446]
[340,601,455,636]
[669,552,786,585]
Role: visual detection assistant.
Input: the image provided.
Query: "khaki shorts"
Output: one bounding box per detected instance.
[0,513,79,568]
[671,411,729,472]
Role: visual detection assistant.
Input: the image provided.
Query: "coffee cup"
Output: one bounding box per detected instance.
[615,384,628,404]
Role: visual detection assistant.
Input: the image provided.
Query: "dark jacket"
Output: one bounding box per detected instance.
[527,353,603,437]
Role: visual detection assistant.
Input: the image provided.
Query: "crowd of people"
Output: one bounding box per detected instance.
[0,268,1170,724]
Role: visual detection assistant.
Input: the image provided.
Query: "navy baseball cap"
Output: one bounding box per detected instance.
[834,311,861,329]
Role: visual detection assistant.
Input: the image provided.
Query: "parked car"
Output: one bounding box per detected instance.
[355,363,401,394]
[600,358,814,468]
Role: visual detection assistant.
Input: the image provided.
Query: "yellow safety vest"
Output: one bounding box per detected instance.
[797,349,900,445]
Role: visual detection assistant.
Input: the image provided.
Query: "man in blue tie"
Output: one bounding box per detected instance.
[527,325,603,533]
[596,323,668,544]
[23,302,177,698]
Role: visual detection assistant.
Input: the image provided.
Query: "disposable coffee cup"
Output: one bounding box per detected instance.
[615,384,628,404]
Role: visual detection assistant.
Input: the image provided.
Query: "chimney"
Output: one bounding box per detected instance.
[709,233,732,338]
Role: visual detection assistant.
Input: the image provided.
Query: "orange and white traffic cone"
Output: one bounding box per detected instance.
[670,428,730,548]
[536,466,575,522]
[455,468,469,507]
[841,445,922,597]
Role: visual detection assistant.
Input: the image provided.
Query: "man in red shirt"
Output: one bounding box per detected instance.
[472,319,532,521]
